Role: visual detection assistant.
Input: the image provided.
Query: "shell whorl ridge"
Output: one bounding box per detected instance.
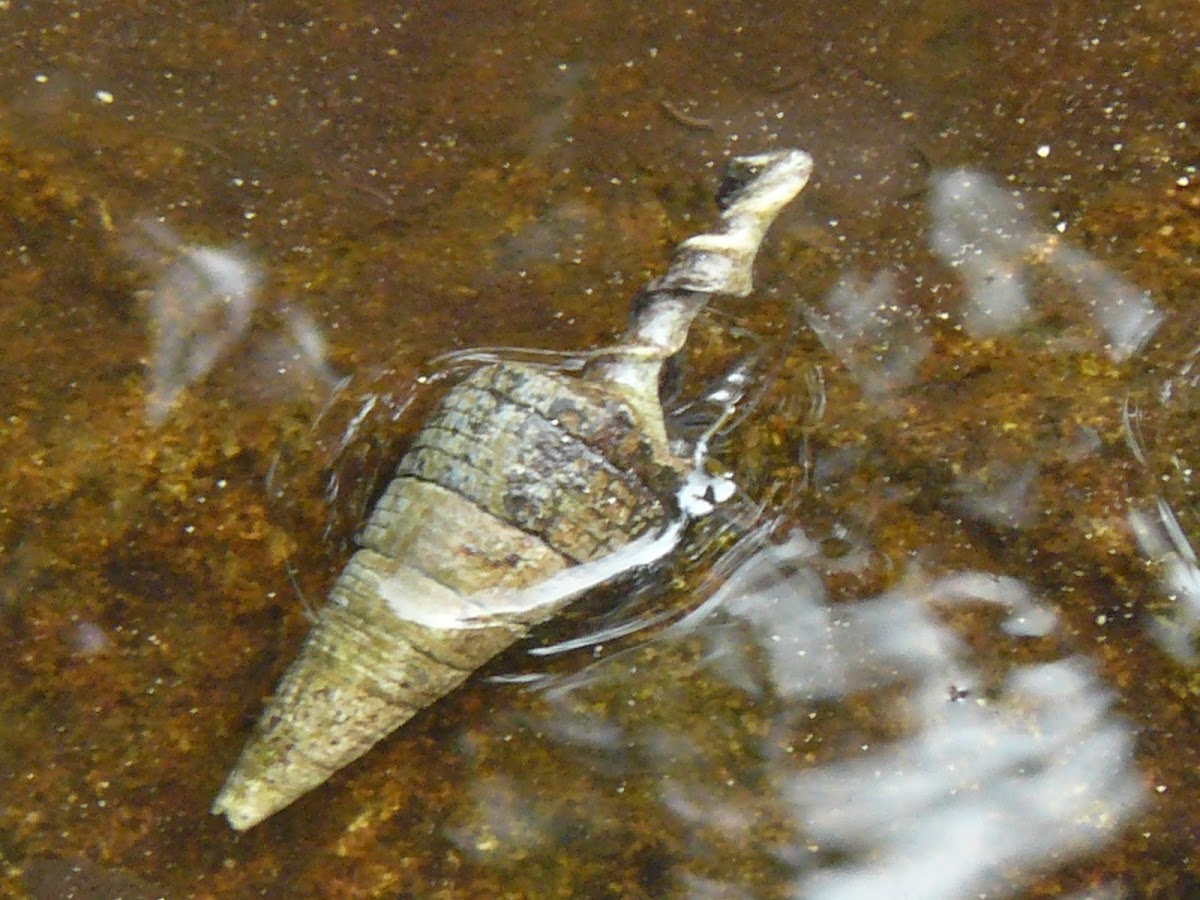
[397,363,679,560]
[212,149,813,830]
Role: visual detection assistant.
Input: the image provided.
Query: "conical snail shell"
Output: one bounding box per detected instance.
[213,363,681,830]
[212,148,813,830]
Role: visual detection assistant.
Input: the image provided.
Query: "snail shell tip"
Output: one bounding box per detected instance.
[211,770,283,832]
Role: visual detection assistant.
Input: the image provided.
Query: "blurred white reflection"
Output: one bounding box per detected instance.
[677,533,1142,897]
[250,307,343,402]
[126,221,340,423]
[808,269,930,399]
[930,169,1161,359]
[676,533,956,702]
[129,220,259,425]
[787,658,1140,899]
[926,570,1058,638]
[1130,498,1200,664]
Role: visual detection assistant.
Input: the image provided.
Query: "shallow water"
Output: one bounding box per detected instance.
[1,0,1198,897]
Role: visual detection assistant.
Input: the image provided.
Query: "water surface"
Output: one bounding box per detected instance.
[1,1,1198,896]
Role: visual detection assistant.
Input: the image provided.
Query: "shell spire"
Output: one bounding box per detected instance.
[212,149,812,830]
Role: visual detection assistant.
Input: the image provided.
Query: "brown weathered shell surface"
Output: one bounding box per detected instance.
[212,149,814,831]
[398,362,679,560]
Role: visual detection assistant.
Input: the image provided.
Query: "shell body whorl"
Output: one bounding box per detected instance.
[212,362,682,830]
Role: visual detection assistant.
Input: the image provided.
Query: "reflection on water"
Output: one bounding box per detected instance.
[454,531,1144,898]
[808,269,931,400]
[126,220,259,425]
[929,169,1161,360]
[1,0,1197,895]
[127,221,340,424]
[1128,339,1200,666]
[788,652,1139,898]
[1131,491,1200,665]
